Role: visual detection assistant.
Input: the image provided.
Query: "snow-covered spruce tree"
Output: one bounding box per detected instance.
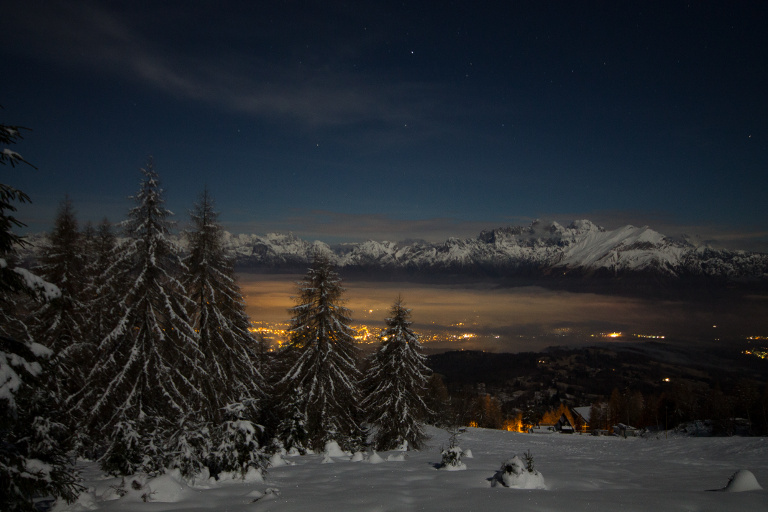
[209,401,267,479]
[81,218,125,350]
[1,119,37,322]
[271,384,309,454]
[1,117,82,511]
[184,189,265,425]
[275,253,362,452]
[423,373,452,427]
[29,197,92,406]
[362,297,432,450]
[164,413,213,479]
[76,159,204,473]
[1,336,84,511]
[0,180,34,344]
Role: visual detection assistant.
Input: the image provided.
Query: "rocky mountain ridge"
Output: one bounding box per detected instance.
[223,220,768,283]
[17,219,768,287]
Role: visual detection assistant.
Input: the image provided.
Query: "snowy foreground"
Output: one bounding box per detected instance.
[55,426,767,512]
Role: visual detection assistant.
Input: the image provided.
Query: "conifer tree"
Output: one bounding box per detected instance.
[77,159,203,467]
[362,297,431,450]
[81,218,124,347]
[1,116,82,510]
[1,120,35,308]
[276,253,361,451]
[184,189,264,424]
[30,197,91,403]
[0,181,33,344]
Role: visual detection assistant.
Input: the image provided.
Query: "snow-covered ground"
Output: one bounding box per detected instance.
[55,426,767,512]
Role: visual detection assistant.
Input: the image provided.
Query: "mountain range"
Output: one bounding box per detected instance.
[17,219,768,295]
[223,219,767,286]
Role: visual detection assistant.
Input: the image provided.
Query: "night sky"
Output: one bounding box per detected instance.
[2,1,767,249]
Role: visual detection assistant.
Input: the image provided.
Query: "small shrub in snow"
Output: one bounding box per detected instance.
[438,429,466,470]
[100,420,144,476]
[165,417,212,479]
[439,446,467,470]
[208,403,267,480]
[522,449,534,472]
[492,453,546,489]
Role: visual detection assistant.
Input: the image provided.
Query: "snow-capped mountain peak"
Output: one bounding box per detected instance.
[218,220,765,282]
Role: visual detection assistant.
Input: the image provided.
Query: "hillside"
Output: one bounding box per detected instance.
[54,426,768,511]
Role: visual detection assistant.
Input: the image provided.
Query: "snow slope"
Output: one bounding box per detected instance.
[54,426,767,512]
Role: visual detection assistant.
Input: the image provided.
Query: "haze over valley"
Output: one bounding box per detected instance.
[240,274,768,354]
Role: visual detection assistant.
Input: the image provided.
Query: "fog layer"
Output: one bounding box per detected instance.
[238,274,767,352]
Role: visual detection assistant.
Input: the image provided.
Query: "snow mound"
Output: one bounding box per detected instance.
[245,487,280,503]
[321,454,335,464]
[394,440,409,451]
[51,489,98,511]
[323,441,350,458]
[215,467,264,483]
[492,456,546,489]
[243,467,264,482]
[184,468,213,488]
[386,453,407,462]
[368,451,385,464]
[269,453,294,467]
[722,470,763,492]
[463,449,473,459]
[349,451,365,462]
[142,470,192,502]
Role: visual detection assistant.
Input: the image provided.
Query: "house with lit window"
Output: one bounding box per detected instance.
[529,413,574,434]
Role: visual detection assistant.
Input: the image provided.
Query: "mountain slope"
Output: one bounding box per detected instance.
[223,220,768,283]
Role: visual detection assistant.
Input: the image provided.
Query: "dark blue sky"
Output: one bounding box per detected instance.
[2,1,767,249]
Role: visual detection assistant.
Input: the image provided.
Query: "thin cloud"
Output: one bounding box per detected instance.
[224,210,532,244]
[4,1,447,129]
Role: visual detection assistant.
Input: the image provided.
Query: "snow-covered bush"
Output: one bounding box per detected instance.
[438,430,466,470]
[492,452,546,489]
[273,387,309,455]
[440,446,466,470]
[165,417,212,479]
[100,419,145,476]
[209,403,267,479]
[0,337,82,511]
